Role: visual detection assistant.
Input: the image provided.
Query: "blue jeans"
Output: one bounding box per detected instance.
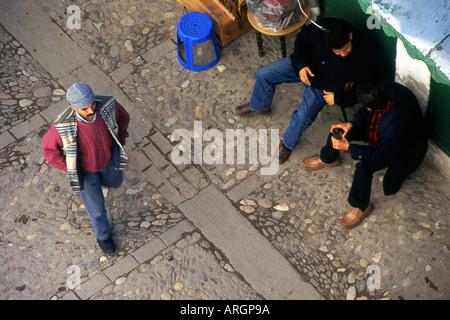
[79,161,123,240]
[249,57,326,150]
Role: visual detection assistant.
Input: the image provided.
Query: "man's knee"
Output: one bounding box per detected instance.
[383,180,402,196]
[354,161,375,177]
[255,64,271,81]
[383,162,408,195]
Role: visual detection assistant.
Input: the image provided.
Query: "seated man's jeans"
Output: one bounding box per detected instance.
[79,161,123,241]
[319,126,423,211]
[249,56,326,150]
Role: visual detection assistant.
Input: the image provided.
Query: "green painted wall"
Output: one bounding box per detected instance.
[426,79,450,156]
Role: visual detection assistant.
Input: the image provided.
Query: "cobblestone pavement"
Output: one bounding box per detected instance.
[1,0,449,302]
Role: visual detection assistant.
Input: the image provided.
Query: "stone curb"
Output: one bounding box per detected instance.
[179,185,323,300]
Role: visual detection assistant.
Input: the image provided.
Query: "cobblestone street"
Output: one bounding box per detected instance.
[0,0,449,302]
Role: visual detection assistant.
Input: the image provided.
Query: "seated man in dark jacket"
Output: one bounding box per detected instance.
[302,82,428,228]
[235,18,378,164]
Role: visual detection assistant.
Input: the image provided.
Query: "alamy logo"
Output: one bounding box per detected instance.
[366,5,382,30]
[66,5,81,30]
[170,121,279,175]
[366,265,381,290]
[66,265,81,290]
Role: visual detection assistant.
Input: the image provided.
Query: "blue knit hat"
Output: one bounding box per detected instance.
[66,82,95,109]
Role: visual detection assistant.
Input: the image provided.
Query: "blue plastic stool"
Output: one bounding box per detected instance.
[177,12,220,72]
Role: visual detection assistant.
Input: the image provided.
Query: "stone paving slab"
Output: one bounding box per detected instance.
[226,173,265,203]
[0,0,91,79]
[0,131,14,150]
[179,184,322,300]
[9,114,47,140]
[75,274,111,300]
[40,99,68,123]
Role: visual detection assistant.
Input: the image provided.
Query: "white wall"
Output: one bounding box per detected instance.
[394,39,431,114]
[394,39,450,179]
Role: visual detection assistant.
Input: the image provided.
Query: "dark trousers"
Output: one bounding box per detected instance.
[319,126,427,211]
[79,161,123,240]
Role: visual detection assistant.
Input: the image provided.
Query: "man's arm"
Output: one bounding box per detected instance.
[115,101,130,146]
[42,124,67,172]
[290,22,320,76]
[349,112,409,164]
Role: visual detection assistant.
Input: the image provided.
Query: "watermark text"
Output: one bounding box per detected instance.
[170,121,279,175]
[66,5,81,30]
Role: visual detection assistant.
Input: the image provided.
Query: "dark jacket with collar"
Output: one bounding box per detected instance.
[290,18,379,107]
[349,82,428,165]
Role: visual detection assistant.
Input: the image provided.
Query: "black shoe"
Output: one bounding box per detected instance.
[97,236,116,254]
[277,140,291,164]
[235,103,271,115]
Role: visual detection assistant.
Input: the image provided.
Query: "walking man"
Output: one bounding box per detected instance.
[42,82,130,254]
[235,18,378,164]
[302,82,428,228]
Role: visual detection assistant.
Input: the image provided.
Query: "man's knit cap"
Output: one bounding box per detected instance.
[66,82,95,109]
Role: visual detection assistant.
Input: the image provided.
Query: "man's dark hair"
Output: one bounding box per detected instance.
[356,83,389,110]
[325,22,352,49]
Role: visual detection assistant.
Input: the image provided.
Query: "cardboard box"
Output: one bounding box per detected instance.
[176,0,251,45]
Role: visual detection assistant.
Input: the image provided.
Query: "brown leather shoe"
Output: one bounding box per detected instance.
[277,140,291,164]
[235,103,271,115]
[339,203,373,228]
[302,156,341,171]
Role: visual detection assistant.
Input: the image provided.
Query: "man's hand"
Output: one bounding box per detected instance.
[331,136,349,150]
[330,122,352,150]
[330,122,353,138]
[299,67,314,86]
[323,90,335,105]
